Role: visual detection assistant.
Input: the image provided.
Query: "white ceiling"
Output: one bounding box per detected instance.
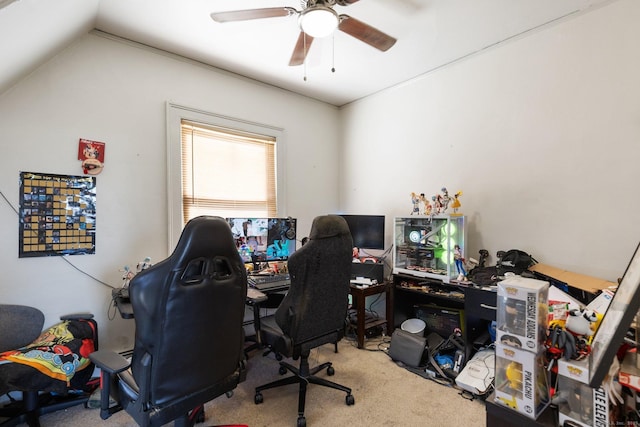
[1,0,611,106]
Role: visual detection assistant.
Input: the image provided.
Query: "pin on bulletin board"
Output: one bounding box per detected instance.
[78,138,105,175]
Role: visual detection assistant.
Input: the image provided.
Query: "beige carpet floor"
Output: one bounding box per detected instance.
[19,336,487,426]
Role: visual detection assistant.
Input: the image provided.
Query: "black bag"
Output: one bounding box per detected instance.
[496,249,537,276]
[467,265,499,286]
[388,329,427,368]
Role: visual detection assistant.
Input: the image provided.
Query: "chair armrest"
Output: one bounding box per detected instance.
[90,350,130,375]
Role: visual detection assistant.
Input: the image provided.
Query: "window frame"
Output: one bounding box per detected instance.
[166,102,286,252]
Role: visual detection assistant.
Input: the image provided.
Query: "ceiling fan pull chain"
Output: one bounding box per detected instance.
[331,33,336,73]
[303,32,308,81]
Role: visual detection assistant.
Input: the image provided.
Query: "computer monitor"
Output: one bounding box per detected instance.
[266,217,297,262]
[226,217,297,265]
[226,217,268,263]
[339,214,385,250]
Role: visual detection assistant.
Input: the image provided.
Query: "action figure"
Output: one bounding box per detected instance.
[419,193,432,216]
[454,244,466,280]
[451,191,462,213]
[440,187,451,213]
[410,192,421,215]
[432,195,443,215]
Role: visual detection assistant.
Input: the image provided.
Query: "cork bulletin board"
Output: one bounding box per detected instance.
[19,171,96,257]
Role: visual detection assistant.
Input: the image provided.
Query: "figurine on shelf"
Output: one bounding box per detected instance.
[440,187,451,213]
[454,244,466,280]
[419,193,432,216]
[451,191,463,213]
[410,192,421,215]
[121,256,153,288]
[432,194,443,215]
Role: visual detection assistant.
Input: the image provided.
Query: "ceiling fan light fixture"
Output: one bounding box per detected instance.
[299,6,339,38]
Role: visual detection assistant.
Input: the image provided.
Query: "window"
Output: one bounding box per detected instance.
[167,103,286,251]
[180,120,277,222]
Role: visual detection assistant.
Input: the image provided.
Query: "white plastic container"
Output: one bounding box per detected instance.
[401,318,426,335]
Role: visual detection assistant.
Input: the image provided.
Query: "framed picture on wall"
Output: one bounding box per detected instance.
[19,171,96,257]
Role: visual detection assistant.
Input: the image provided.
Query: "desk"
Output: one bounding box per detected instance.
[112,286,276,322]
[112,289,134,319]
[349,282,393,349]
[391,274,497,361]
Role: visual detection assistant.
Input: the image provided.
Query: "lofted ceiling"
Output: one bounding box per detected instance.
[0,0,611,107]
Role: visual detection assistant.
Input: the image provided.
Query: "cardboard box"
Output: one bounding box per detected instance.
[556,357,611,427]
[494,343,550,419]
[529,263,617,305]
[496,276,549,353]
[586,289,614,316]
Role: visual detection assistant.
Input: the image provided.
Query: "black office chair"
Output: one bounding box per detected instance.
[0,305,98,427]
[254,215,355,427]
[89,215,248,427]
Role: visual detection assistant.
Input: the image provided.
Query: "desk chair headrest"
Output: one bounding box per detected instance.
[309,215,350,240]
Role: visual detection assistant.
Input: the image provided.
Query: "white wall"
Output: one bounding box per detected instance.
[339,0,640,283]
[0,32,340,351]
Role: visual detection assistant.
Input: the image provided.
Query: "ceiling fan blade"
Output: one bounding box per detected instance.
[336,0,361,5]
[338,14,397,52]
[211,7,297,23]
[289,32,314,66]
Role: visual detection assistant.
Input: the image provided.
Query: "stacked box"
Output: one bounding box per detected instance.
[557,357,611,427]
[494,276,550,419]
[496,276,549,353]
[494,342,550,419]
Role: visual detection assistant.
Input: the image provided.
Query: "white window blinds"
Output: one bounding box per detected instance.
[180,119,277,223]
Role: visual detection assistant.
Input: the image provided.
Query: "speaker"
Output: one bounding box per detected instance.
[388,329,427,368]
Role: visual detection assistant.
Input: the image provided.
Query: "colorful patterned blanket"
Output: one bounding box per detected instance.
[0,319,95,395]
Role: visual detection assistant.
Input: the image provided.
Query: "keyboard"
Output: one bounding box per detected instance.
[248,273,291,291]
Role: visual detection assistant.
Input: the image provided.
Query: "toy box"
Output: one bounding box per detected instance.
[496,276,549,353]
[494,342,550,419]
[557,357,613,427]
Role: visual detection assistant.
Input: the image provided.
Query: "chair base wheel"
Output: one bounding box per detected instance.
[346,394,355,405]
[297,415,306,427]
[254,392,263,404]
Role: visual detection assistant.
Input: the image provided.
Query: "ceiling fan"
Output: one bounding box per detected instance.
[210,0,397,66]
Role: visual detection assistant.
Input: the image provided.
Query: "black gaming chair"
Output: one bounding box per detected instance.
[254,215,355,427]
[0,306,98,427]
[89,215,248,427]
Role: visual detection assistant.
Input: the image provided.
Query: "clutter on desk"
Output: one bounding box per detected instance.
[120,256,152,288]
[397,278,464,299]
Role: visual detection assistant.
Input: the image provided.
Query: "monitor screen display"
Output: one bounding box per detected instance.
[339,214,385,250]
[227,217,268,263]
[226,217,297,264]
[266,218,297,261]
